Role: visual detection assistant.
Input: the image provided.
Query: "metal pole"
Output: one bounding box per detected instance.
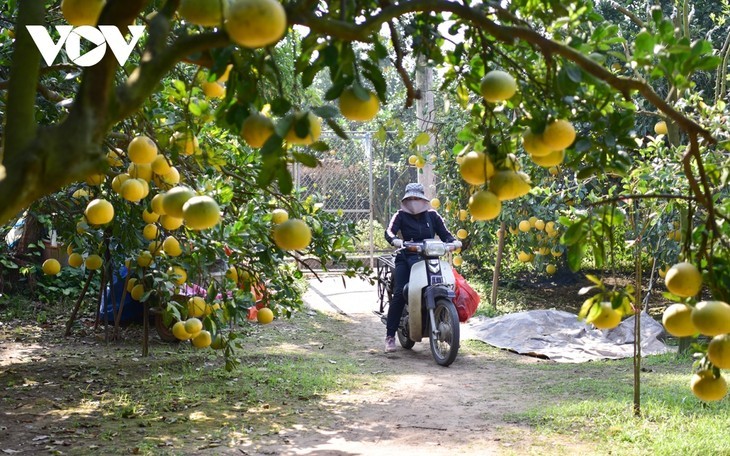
[367,133,374,269]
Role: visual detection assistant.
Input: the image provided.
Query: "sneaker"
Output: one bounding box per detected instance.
[384,336,396,353]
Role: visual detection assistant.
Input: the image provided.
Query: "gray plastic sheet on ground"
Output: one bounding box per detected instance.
[462,309,673,363]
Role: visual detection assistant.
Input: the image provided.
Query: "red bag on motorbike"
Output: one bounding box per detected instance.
[452,269,479,322]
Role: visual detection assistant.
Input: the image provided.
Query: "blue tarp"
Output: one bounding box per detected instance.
[99,266,143,323]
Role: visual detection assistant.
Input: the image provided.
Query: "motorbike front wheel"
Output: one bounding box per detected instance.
[429,299,460,366]
[397,309,416,349]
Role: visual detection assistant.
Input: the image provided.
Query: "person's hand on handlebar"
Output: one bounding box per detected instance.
[392,239,403,249]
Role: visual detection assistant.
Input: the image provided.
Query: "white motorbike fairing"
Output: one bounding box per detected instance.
[407,259,456,341]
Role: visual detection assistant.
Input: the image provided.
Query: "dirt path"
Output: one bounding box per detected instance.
[236,276,591,455]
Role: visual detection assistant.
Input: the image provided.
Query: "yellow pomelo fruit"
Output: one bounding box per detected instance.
[548,166,559,176]
[170,131,199,156]
[202,81,226,98]
[665,262,702,297]
[151,155,172,176]
[85,254,103,270]
[241,112,275,148]
[68,253,83,268]
[142,209,159,224]
[517,251,532,263]
[661,303,697,337]
[226,266,238,282]
[192,330,212,348]
[85,173,106,186]
[131,284,145,301]
[182,196,221,230]
[408,155,418,165]
[542,119,576,151]
[42,259,61,275]
[691,370,728,402]
[458,209,468,221]
[61,0,105,26]
[160,215,184,231]
[545,221,556,233]
[531,149,565,167]
[522,129,552,157]
[455,229,467,240]
[488,170,531,201]
[106,149,124,167]
[430,198,441,209]
[163,236,183,257]
[126,277,138,293]
[528,216,538,227]
[590,302,621,330]
[459,151,494,185]
[534,219,546,231]
[168,266,187,285]
[179,0,224,26]
[142,223,159,240]
[137,251,153,267]
[187,296,206,318]
[537,247,550,255]
[273,219,312,250]
[654,121,668,135]
[148,240,163,256]
[271,208,289,224]
[128,162,153,181]
[691,300,730,336]
[452,255,463,267]
[415,156,426,169]
[518,220,531,232]
[120,178,145,202]
[72,188,89,199]
[339,88,380,122]
[286,111,322,145]
[162,186,196,218]
[151,193,166,215]
[708,334,730,369]
[109,174,128,195]
[184,317,203,336]
[85,199,114,225]
[160,167,181,187]
[172,321,192,340]
[128,135,158,164]
[551,248,562,258]
[546,264,557,275]
[479,70,517,102]
[225,0,287,49]
[257,307,274,324]
[468,190,501,221]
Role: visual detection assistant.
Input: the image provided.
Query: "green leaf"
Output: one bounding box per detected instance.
[562,220,586,246]
[276,166,293,194]
[566,244,585,272]
[585,274,603,286]
[634,30,655,57]
[413,132,431,146]
[292,152,321,167]
[270,98,292,116]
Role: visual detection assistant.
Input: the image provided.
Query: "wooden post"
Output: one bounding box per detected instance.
[65,270,95,337]
[142,302,150,357]
[490,222,506,309]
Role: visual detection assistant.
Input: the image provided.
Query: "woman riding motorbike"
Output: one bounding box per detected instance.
[383,182,461,352]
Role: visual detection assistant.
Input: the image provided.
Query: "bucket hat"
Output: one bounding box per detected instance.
[401,183,429,201]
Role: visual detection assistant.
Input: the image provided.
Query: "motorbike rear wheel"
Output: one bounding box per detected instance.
[429,298,460,366]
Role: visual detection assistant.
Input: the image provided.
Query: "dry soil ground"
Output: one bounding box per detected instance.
[0,275,616,455]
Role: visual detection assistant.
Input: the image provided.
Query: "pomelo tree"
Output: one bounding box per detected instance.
[1,0,729,391]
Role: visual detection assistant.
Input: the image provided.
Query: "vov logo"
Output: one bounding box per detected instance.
[26,25,145,67]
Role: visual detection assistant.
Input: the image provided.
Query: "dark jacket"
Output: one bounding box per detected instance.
[384,210,456,245]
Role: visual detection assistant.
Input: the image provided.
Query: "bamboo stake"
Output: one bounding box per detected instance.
[65,270,96,337]
[490,222,506,309]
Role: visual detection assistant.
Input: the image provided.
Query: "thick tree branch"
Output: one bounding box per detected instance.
[291,0,715,146]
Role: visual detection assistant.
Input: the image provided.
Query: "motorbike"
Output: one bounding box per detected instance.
[375,239,460,366]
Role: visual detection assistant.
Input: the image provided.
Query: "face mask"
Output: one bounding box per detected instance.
[401,199,430,214]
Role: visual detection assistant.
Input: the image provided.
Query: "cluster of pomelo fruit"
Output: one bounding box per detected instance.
[659,261,730,402]
[509,217,561,275]
[451,69,576,224]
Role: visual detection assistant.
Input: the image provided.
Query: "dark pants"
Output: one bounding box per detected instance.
[386,253,420,337]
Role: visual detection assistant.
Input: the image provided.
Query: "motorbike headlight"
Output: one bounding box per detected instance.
[423,240,446,257]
